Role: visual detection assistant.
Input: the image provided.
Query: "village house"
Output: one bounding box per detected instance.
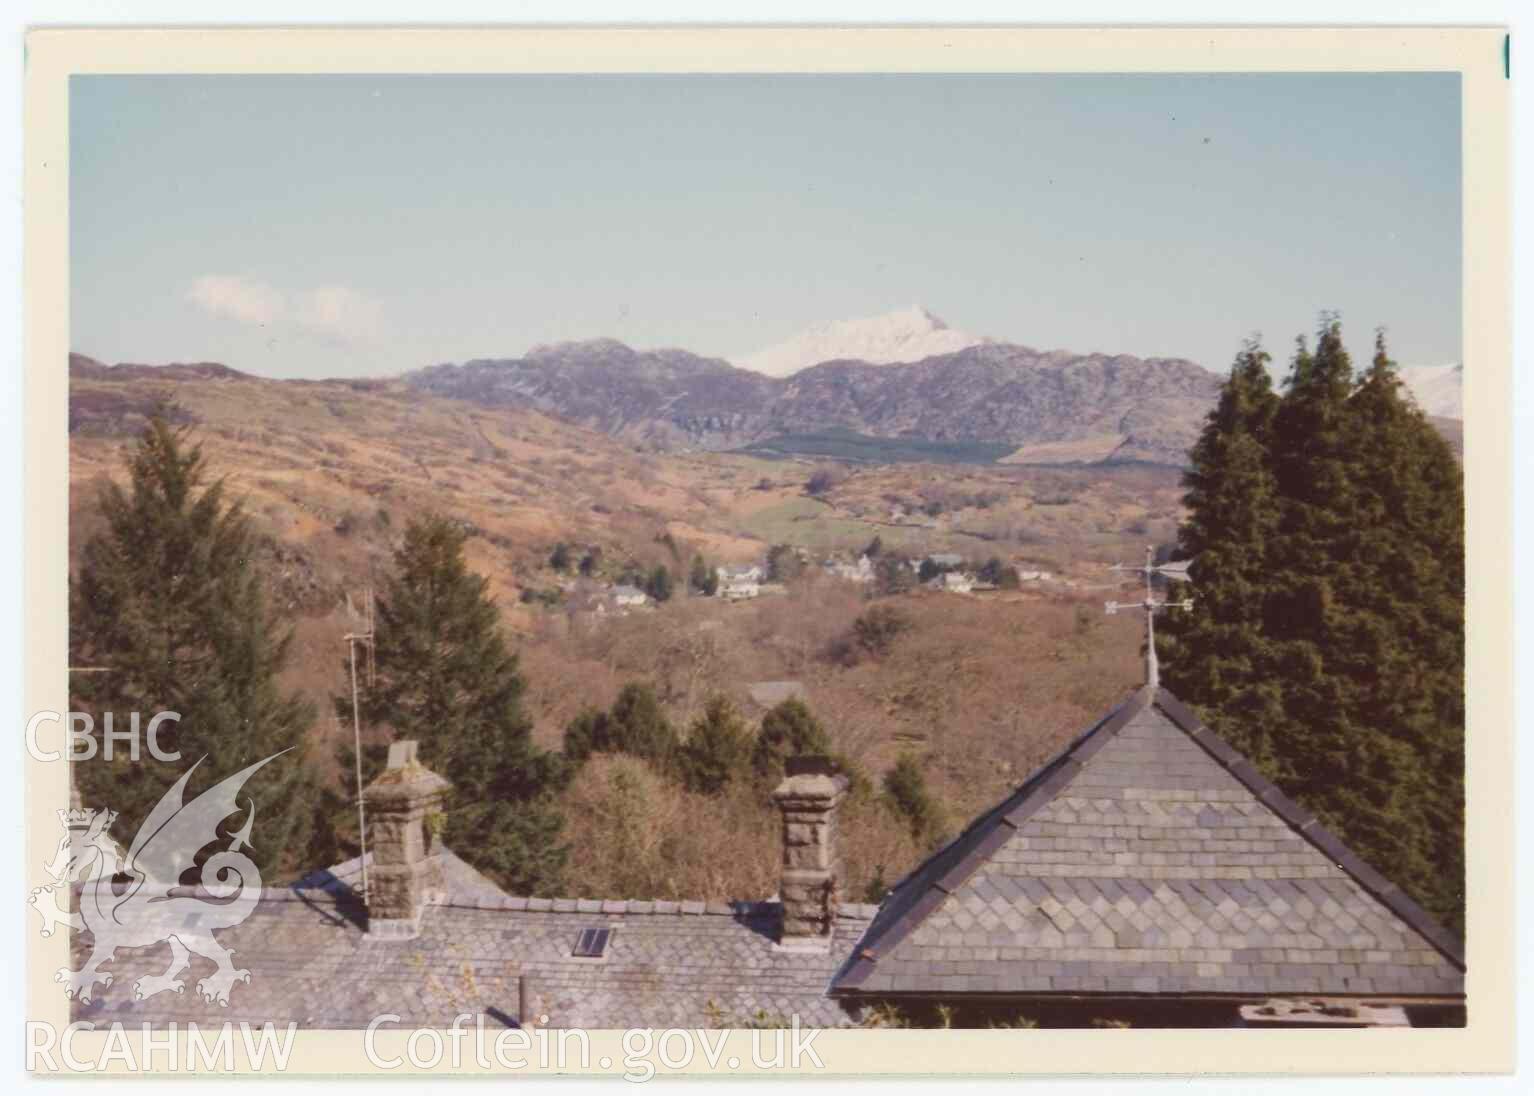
[80,670,1465,1030]
[825,554,875,584]
[929,571,976,594]
[718,563,765,583]
[716,564,763,601]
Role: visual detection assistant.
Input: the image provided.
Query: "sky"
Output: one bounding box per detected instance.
[69,72,1462,379]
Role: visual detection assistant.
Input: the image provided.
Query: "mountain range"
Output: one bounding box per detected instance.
[406,335,1225,466]
[70,308,1463,468]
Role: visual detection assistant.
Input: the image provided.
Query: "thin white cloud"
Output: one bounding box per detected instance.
[185,276,386,344]
[296,285,387,342]
[185,274,285,326]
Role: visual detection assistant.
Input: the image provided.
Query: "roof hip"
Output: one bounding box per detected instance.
[831,684,1465,998]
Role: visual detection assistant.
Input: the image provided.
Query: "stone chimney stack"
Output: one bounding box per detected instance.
[771,756,848,951]
[362,740,451,939]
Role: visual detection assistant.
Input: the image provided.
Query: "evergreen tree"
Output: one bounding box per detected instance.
[766,544,803,583]
[1159,338,1286,768]
[343,514,568,895]
[751,697,832,780]
[1329,331,1465,930]
[560,682,679,771]
[1159,320,1465,934]
[645,564,675,603]
[978,557,1014,588]
[70,415,320,879]
[883,754,940,843]
[562,707,612,765]
[606,682,679,764]
[689,554,719,597]
[678,695,753,794]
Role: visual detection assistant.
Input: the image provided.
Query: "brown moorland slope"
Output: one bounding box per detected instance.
[70,355,1180,897]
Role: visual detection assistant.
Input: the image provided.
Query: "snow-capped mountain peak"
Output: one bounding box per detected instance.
[734,305,986,377]
[1397,363,1462,420]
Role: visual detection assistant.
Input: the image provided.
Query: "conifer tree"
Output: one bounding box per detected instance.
[1331,331,1465,929]
[689,554,718,596]
[677,695,753,794]
[344,514,568,895]
[606,682,679,765]
[646,564,675,603]
[1261,320,1405,869]
[560,682,678,770]
[70,414,320,878]
[1159,339,1285,767]
[751,697,832,780]
[883,754,940,844]
[1159,319,1465,934]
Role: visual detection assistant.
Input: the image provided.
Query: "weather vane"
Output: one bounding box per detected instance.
[1105,546,1194,689]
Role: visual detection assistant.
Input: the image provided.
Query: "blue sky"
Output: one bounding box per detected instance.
[69,72,1461,379]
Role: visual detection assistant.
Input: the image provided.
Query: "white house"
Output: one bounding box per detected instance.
[717,563,764,584]
[826,553,874,584]
[930,571,975,594]
[720,576,760,601]
[716,563,765,600]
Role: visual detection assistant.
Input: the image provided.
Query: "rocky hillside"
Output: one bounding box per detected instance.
[408,339,1223,466]
[408,339,779,451]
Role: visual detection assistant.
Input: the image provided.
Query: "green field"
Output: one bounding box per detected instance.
[734,429,1014,465]
[734,496,931,554]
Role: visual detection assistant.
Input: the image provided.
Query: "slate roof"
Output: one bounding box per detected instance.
[70,851,876,1029]
[832,686,1464,1002]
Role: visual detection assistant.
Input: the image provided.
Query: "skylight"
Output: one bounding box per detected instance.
[572,927,613,959]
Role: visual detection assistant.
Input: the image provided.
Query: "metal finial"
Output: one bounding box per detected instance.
[1105,546,1195,689]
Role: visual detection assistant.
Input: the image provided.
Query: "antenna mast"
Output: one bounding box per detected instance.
[343,586,376,904]
[1105,546,1194,689]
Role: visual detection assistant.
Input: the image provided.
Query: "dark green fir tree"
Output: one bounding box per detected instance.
[1159,338,1285,768]
[339,513,568,895]
[1159,319,1465,935]
[70,414,321,879]
[677,695,753,794]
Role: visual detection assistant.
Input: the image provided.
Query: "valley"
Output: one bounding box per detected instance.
[65,332,1462,901]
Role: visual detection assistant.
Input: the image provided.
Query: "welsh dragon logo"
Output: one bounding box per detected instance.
[30,752,287,1006]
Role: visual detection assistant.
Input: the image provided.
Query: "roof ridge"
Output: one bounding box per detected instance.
[271,881,879,922]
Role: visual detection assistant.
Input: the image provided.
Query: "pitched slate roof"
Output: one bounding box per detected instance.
[832,686,1464,1001]
[71,851,876,1029]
